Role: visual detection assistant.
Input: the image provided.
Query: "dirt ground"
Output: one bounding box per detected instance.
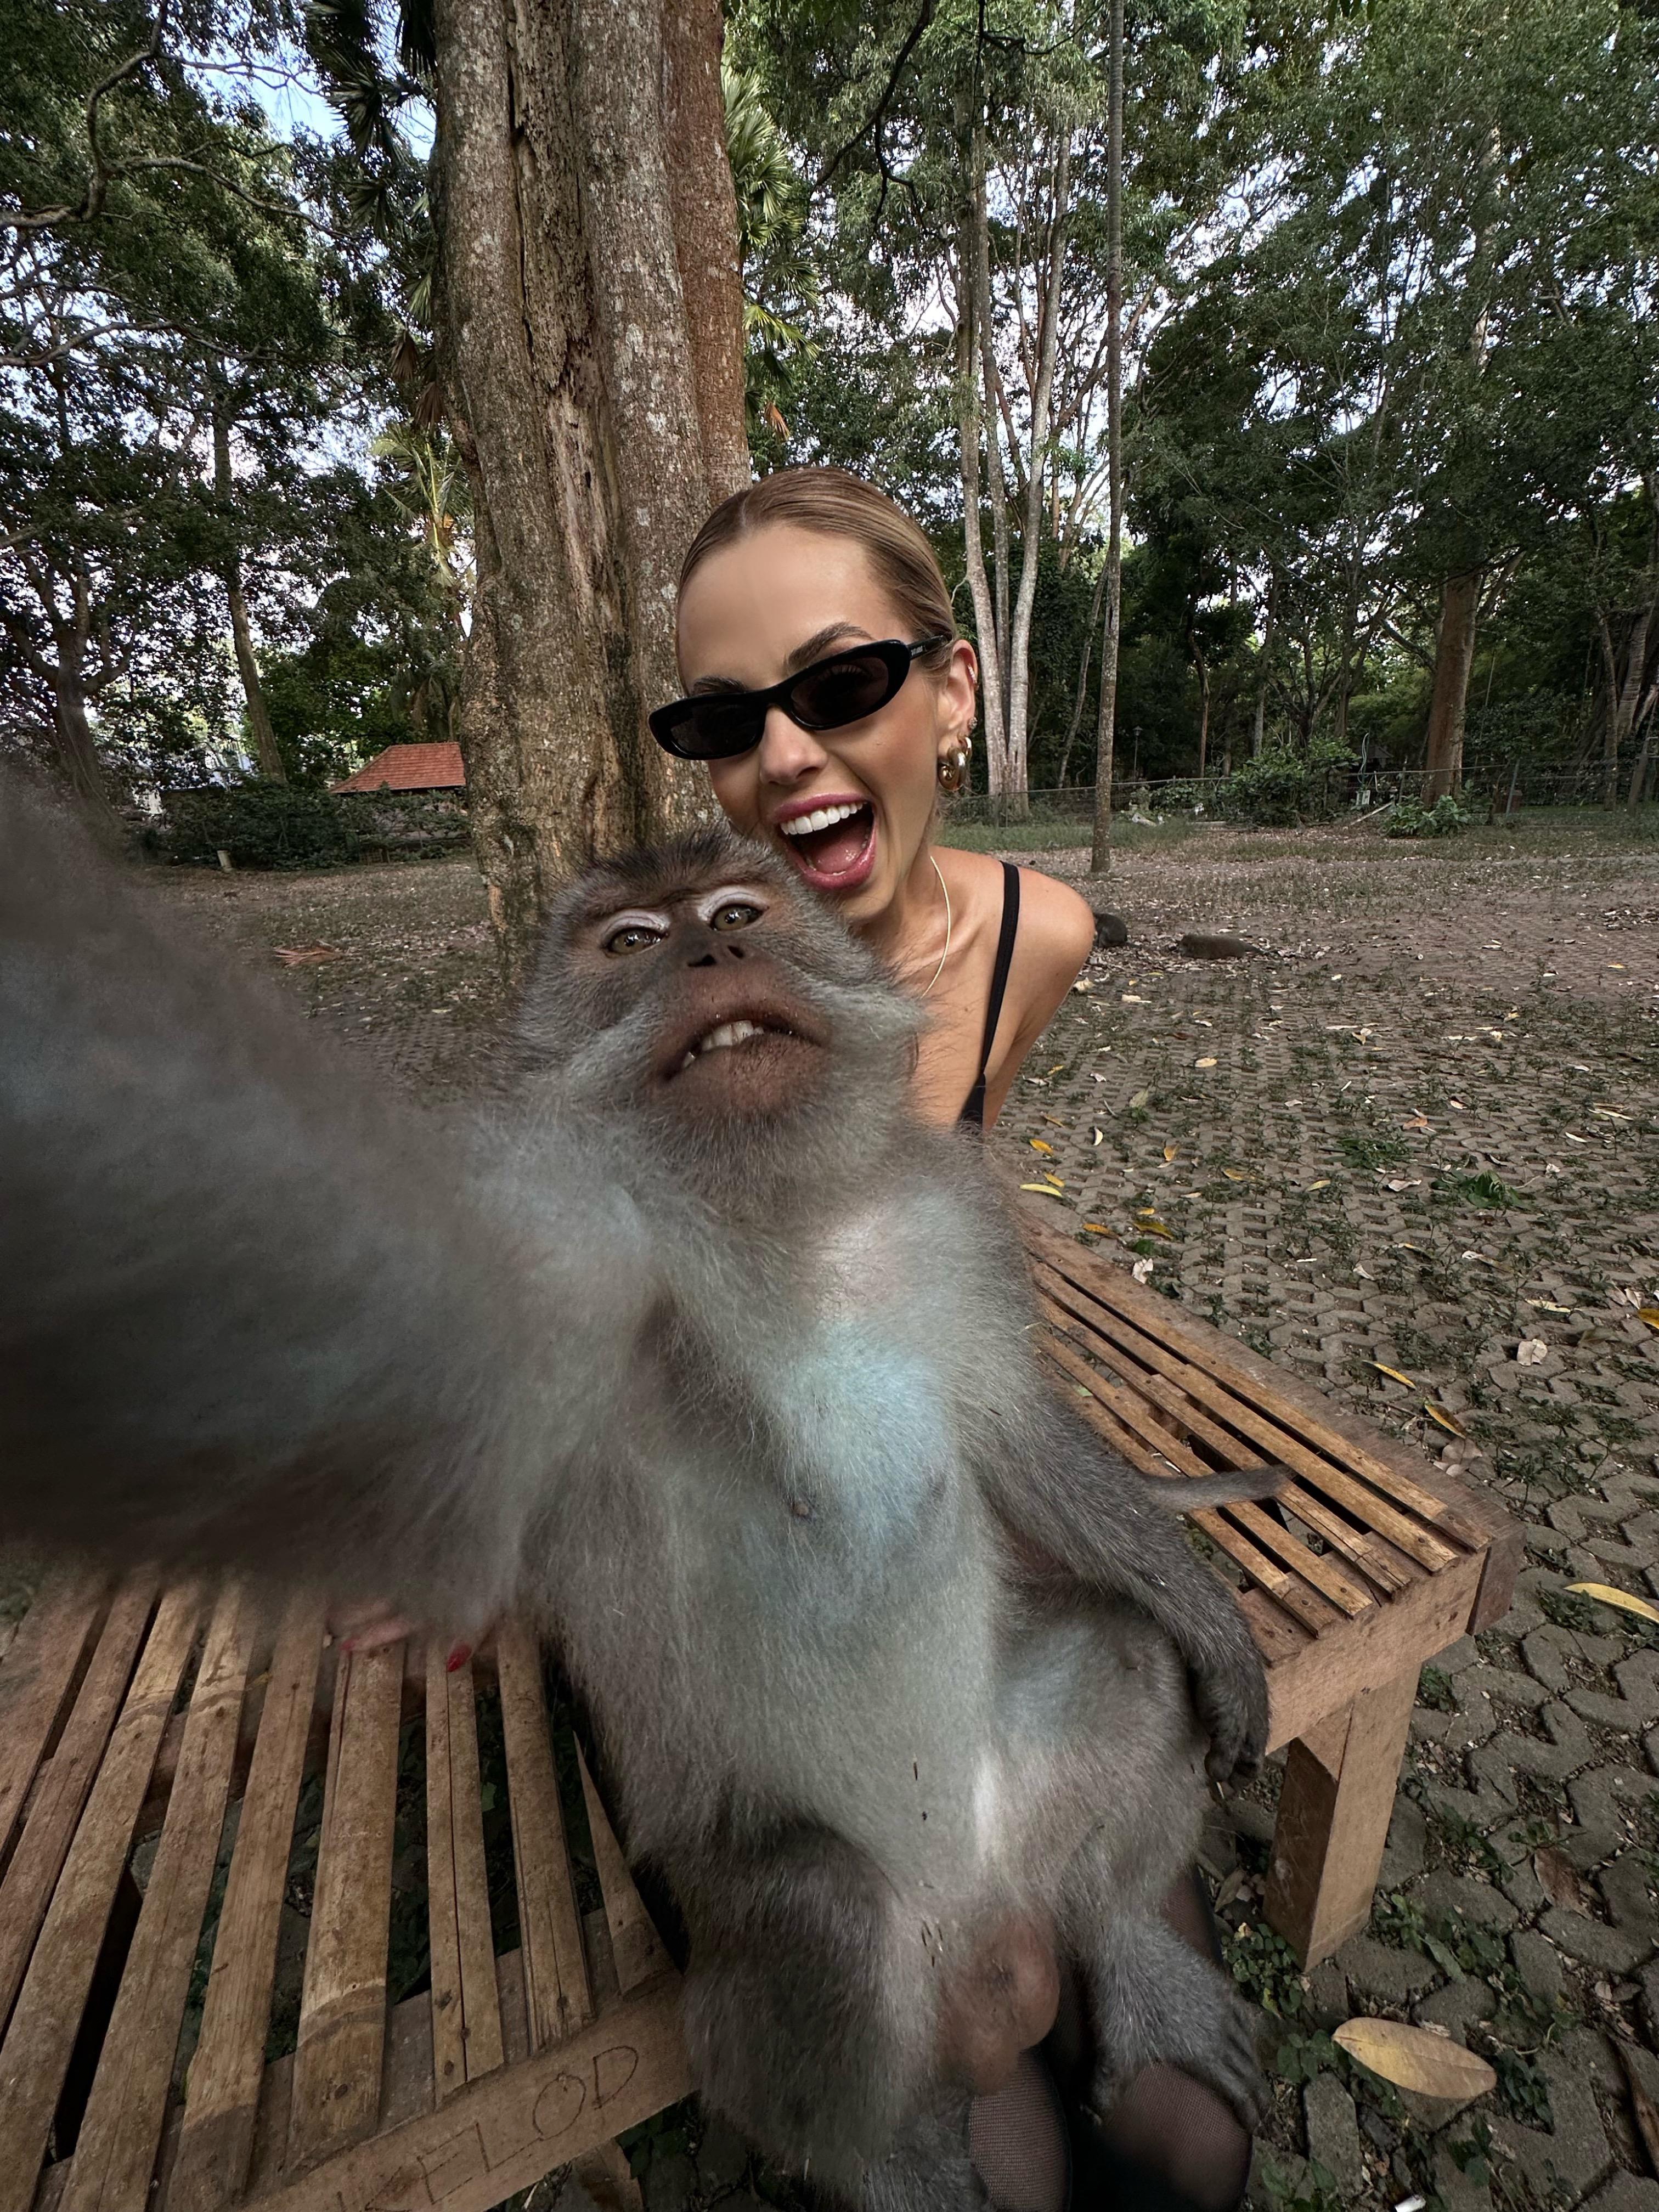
[63,817,1659,2208]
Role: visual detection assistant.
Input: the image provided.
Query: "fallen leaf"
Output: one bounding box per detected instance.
[1135,1212,1176,1239]
[1045,1062,1065,1076]
[1194,1056,1217,1069]
[1448,1099,1466,1110]
[1545,1161,1563,1176]
[1396,1240,1426,1252]
[1401,1114,1431,1131]
[1222,1168,1248,1182]
[1516,1338,1548,1366]
[1020,1183,1068,1199]
[1070,979,1093,994]
[1355,1262,1373,1281]
[1331,2018,1496,2101]
[1533,1846,1592,1916]
[1370,1362,1416,1388]
[1131,1257,1155,1283]
[1384,1178,1421,1192]
[1122,993,1148,1004]
[1591,1107,1631,1122]
[1305,1178,1330,1190]
[1424,1402,1468,1437]
[1615,2042,1659,2180]
[274,943,344,966]
[1029,1138,1056,1154]
[1163,1143,1179,1162]
[1042,1114,1068,1128]
[1637,1309,1659,1334]
[1566,1582,1659,1627]
[1092,1127,1105,1146]
[1527,1300,1572,1314]
[1128,1088,1152,1110]
[1082,1222,1114,1235]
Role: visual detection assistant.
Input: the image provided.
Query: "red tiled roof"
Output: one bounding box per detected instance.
[330,742,466,793]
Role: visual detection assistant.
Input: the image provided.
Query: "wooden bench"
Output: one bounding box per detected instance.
[1020,1210,1519,1961]
[0,1231,1516,2212]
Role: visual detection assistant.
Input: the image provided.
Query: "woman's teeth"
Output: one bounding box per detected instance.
[780,802,865,838]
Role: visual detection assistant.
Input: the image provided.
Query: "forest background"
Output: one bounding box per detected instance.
[2,0,1656,943]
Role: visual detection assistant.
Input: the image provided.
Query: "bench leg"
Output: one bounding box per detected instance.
[1263,1669,1417,1965]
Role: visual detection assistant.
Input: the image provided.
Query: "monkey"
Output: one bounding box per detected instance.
[0,780,1271,2210]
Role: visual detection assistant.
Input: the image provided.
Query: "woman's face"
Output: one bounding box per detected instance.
[673,523,977,927]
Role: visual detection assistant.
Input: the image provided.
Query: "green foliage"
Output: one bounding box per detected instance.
[145,781,467,870]
[1214,750,1349,827]
[1222,1916,1309,2021]
[1385,795,1472,839]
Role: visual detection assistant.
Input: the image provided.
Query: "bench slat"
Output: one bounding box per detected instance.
[285,1640,402,2171]
[0,1583,201,2212]
[0,1570,111,1870]
[1027,1225,1493,1550]
[576,1750,669,1996]
[167,1595,325,2212]
[61,1585,253,2212]
[496,1624,593,2050]
[0,1583,157,2033]
[426,1649,504,2106]
[1039,1289,1420,1595]
[1032,1259,1461,1571]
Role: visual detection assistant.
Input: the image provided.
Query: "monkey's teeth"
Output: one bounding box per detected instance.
[690,1018,766,1060]
[779,802,864,838]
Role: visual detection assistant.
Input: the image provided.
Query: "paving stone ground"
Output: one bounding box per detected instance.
[7,814,1652,2212]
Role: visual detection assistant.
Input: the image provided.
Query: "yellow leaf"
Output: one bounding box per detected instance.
[1566,1582,1659,1627]
[1424,1402,1468,1437]
[1135,1212,1176,1240]
[1370,1362,1416,1389]
[1082,1222,1114,1235]
[1305,1178,1330,1190]
[1194,1056,1217,1069]
[1637,1309,1659,1334]
[1020,1183,1068,1199]
[1222,1167,1248,1181]
[1045,1062,1065,1076]
[1029,1138,1055,1154]
[1163,1143,1179,1162]
[1332,2019,1496,2101]
[1042,1114,1068,1128]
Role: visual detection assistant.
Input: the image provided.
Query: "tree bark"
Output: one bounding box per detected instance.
[1002,142,1070,822]
[1423,568,1481,800]
[1251,574,1275,758]
[212,388,286,783]
[955,258,1003,788]
[430,0,741,983]
[971,121,1012,776]
[1090,0,1123,876]
[661,0,751,502]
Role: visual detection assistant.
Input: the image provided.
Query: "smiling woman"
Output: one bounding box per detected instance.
[665,467,1096,1130]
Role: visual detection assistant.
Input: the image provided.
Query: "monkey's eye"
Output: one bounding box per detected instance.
[710,901,761,933]
[603,923,664,956]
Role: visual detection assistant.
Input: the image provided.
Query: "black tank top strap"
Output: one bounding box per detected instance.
[958,861,1022,1128]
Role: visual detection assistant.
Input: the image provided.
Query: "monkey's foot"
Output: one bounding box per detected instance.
[860,2102,986,2212]
[1084,1920,1269,2134]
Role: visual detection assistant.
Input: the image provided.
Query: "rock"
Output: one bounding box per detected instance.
[1177,931,1262,960]
[1304,2074,1367,2200]
[1093,909,1128,948]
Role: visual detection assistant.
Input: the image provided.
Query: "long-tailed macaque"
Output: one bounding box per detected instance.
[0,782,1268,2209]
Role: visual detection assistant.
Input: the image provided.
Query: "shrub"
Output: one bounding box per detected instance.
[144,781,468,870]
[1215,751,1347,827]
[1384,794,1470,839]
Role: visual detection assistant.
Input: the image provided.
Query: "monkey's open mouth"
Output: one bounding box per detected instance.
[673,1016,798,1074]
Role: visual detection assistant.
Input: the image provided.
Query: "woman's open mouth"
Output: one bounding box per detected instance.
[774,799,877,893]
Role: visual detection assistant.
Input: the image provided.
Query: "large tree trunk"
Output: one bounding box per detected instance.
[212,394,286,783]
[971,122,1012,779]
[51,663,119,834]
[430,0,743,981]
[1423,568,1481,800]
[1251,574,1275,758]
[1090,0,1123,876]
[955,260,1003,789]
[661,0,751,502]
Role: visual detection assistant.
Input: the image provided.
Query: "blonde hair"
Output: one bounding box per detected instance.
[676,467,956,667]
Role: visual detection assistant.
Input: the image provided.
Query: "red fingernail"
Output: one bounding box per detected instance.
[445,1643,472,1673]
[338,1638,358,1654]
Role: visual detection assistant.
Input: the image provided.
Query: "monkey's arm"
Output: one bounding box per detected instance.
[0,783,643,1622]
[975,1395,1271,1784]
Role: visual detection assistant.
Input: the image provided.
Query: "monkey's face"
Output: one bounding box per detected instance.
[517,833,918,1186]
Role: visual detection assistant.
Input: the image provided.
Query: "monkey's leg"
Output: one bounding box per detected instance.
[677,1824,937,2194]
[1066,1911,1267,2134]
[860,2098,986,2212]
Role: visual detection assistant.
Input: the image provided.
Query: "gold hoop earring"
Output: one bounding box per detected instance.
[937,735,972,795]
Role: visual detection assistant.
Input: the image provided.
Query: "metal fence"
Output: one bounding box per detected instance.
[941,759,1654,830]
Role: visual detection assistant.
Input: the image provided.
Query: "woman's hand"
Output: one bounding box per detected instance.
[328,1598,473,1670]
[936,1909,1061,2096]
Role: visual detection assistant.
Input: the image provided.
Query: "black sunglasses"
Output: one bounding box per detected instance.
[649,636,951,761]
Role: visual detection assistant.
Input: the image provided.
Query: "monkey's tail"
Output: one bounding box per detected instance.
[1147,1464,1289,1512]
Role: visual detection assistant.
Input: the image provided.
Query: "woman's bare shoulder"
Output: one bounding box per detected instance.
[1012,864,1097,985]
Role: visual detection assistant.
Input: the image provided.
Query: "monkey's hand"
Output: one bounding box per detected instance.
[678,1824,933,2190]
[1168,1588,1271,1787]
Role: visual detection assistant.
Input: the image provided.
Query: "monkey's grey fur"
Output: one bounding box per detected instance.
[0,781,1269,2207]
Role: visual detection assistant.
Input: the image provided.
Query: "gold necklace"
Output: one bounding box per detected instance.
[917,854,953,1000]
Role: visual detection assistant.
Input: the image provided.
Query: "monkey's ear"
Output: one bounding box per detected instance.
[0,775,615,1624]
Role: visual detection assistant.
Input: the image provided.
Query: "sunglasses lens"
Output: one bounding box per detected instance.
[661,696,765,759]
[789,650,899,731]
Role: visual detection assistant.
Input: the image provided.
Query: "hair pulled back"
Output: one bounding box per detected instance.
[676,467,957,669]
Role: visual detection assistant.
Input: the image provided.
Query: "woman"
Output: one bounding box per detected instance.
[656,467,1250,2212]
